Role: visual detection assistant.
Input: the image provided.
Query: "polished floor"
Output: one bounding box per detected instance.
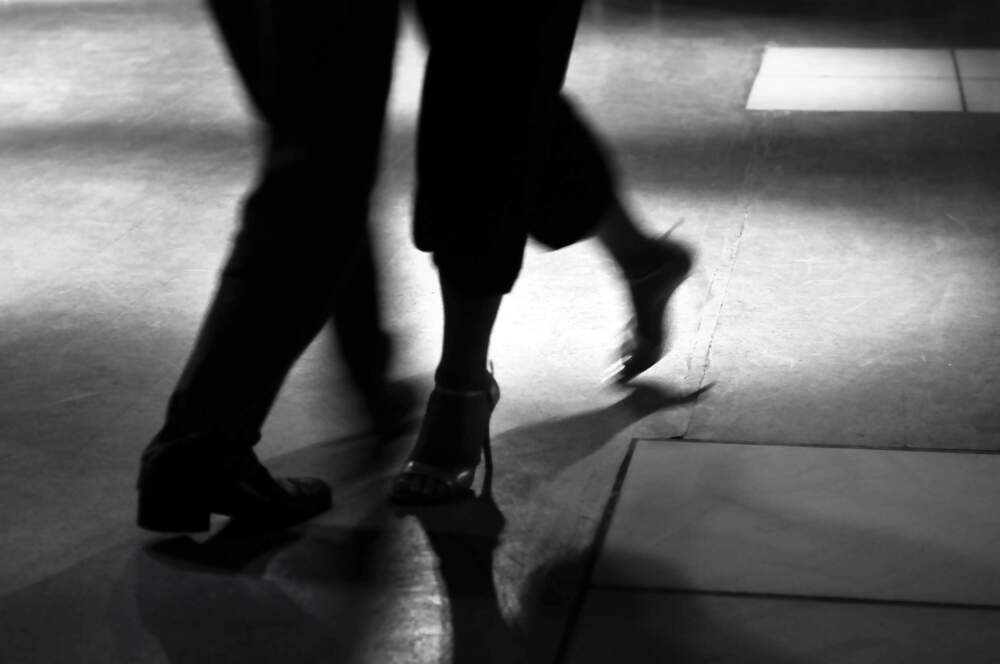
[2,0,1000,662]
[567,441,1000,662]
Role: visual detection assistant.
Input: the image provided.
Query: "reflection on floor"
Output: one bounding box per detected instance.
[1,0,999,662]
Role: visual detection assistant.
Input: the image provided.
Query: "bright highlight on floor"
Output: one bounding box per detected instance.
[747,47,1000,112]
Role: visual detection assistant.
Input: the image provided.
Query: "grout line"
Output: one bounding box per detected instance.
[553,438,640,664]
[589,584,1000,613]
[679,129,756,438]
[761,74,964,80]
[634,436,1000,455]
[951,48,970,112]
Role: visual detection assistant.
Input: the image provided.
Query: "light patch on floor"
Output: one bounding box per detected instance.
[747,47,1000,113]
[594,440,1000,606]
[747,75,961,112]
[756,47,955,79]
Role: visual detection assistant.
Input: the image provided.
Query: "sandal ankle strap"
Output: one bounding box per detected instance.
[433,366,500,406]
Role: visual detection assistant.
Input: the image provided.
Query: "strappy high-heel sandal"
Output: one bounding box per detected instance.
[605,229,694,385]
[389,371,500,505]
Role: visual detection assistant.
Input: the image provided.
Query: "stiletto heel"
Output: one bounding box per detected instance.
[390,370,500,505]
[606,226,693,384]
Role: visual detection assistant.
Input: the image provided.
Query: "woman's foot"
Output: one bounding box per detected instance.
[607,235,693,384]
[390,372,500,505]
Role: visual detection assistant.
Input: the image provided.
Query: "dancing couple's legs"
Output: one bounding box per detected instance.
[391,0,693,503]
[136,0,693,525]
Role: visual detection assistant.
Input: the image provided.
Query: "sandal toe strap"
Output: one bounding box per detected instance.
[398,461,476,490]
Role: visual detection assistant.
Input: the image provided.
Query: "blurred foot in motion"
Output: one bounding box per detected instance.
[596,202,694,384]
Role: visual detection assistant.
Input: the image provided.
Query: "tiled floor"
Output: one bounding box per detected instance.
[747,47,1000,112]
[567,589,1000,663]
[566,440,1000,661]
[965,80,1000,112]
[593,442,1000,605]
[2,1,1000,663]
[958,50,1000,112]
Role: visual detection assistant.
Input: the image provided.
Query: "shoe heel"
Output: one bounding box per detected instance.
[137,491,211,533]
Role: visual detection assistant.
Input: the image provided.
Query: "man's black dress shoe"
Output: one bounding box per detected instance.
[137,443,331,533]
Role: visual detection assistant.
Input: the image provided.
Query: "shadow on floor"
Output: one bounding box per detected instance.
[492,381,711,498]
[134,514,392,663]
[539,555,800,664]
[23,384,1000,662]
[392,382,712,663]
[130,381,707,663]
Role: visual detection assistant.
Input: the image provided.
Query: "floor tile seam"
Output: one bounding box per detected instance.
[633,436,1000,456]
[552,438,641,664]
[583,584,1000,613]
[677,127,758,438]
[0,534,143,604]
[951,49,970,111]
[680,260,733,439]
[748,109,972,115]
[680,258,741,435]
[964,78,1000,90]
[952,74,1000,81]
[758,74,961,81]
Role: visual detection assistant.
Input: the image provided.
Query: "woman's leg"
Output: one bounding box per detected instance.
[434,281,502,391]
[391,279,502,502]
[392,0,585,503]
[595,200,668,279]
[594,201,694,382]
[412,0,588,296]
[526,96,694,383]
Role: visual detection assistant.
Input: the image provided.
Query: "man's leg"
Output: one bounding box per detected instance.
[137,0,399,531]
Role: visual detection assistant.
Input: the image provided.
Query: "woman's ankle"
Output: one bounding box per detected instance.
[594,203,663,278]
[434,365,492,392]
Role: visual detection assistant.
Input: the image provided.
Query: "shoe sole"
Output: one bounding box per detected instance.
[137,487,332,533]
